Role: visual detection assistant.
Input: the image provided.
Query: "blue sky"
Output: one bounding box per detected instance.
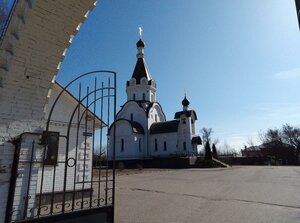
[53,0,300,151]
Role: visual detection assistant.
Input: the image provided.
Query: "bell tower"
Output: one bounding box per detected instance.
[126,30,156,102]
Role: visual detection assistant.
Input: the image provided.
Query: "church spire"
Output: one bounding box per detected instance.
[182,95,190,111]
[126,29,156,102]
[136,38,145,58]
[131,28,152,84]
[136,27,144,58]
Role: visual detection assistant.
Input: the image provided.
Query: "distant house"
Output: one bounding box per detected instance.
[241,146,262,157]
[260,141,296,165]
[242,141,297,165]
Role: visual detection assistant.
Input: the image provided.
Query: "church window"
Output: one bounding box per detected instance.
[133,94,136,100]
[131,113,133,121]
[121,139,124,152]
[182,118,186,124]
[131,79,136,85]
[143,93,145,100]
[155,114,157,122]
[164,141,167,151]
[139,139,142,152]
[183,142,186,151]
[155,139,158,152]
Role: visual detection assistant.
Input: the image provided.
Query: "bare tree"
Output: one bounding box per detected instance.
[259,128,282,144]
[93,144,108,165]
[246,136,256,147]
[281,124,300,164]
[94,144,107,156]
[258,124,300,165]
[212,138,219,146]
[282,124,300,147]
[201,127,213,144]
[223,140,230,151]
[219,141,237,156]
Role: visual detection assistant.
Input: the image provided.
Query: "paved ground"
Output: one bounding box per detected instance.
[115,166,300,223]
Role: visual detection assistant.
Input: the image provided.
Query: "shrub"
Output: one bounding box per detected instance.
[204,141,212,160]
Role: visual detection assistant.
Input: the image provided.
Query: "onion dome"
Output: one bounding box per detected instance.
[182,96,190,107]
[131,38,151,84]
[136,38,145,48]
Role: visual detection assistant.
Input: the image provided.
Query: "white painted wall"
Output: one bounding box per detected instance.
[149,132,178,156]
[109,120,145,160]
[117,102,147,129]
[36,125,93,194]
[126,79,156,102]
[148,103,166,126]
[176,113,199,155]
[0,0,96,219]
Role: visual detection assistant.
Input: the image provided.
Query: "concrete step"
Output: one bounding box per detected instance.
[212,157,230,168]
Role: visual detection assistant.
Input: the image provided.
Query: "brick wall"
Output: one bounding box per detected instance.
[0,0,96,222]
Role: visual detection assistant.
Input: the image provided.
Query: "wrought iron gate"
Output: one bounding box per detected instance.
[5,71,116,223]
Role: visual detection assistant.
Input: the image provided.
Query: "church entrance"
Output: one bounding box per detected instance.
[5,71,117,223]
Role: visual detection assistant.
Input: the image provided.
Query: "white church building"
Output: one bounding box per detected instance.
[109,37,201,160]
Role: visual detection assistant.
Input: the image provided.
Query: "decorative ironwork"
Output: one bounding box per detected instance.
[67,158,76,167]
[5,71,117,223]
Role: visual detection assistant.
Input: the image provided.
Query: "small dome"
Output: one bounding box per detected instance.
[182,96,190,107]
[136,39,145,48]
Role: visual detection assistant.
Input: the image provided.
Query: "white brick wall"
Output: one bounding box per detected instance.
[0,0,96,222]
[35,125,93,194]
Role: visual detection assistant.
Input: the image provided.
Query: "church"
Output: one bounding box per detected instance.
[109,37,201,160]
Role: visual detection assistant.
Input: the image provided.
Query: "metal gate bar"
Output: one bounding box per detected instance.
[17,206,114,223]
[5,71,116,223]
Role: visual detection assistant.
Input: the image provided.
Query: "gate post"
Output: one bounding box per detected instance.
[5,138,21,223]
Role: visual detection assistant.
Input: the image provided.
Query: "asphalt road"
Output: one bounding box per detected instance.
[115,166,300,223]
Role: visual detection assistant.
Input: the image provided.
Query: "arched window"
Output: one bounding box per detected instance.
[131,79,136,85]
[139,139,142,152]
[121,139,124,152]
[133,94,136,100]
[155,114,157,122]
[143,93,145,101]
[155,139,158,152]
[130,113,133,121]
[183,142,186,151]
[164,141,167,151]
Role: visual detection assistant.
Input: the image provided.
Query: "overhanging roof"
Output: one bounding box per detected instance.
[150,120,180,134]
[131,58,152,84]
[53,81,107,128]
[174,110,197,120]
[108,119,145,135]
